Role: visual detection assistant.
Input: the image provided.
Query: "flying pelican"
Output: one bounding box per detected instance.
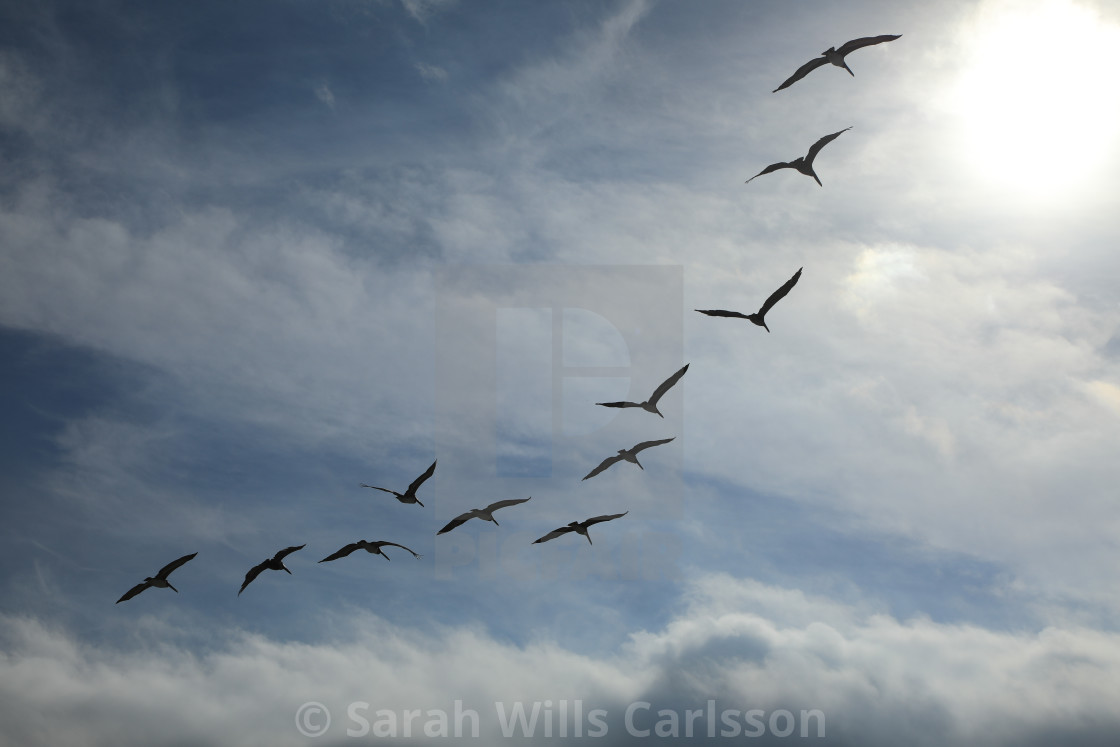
[695,267,802,332]
[116,552,197,603]
[437,497,532,535]
[773,34,902,92]
[582,438,674,481]
[318,540,423,562]
[361,459,436,507]
[596,364,689,418]
[238,544,305,595]
[532,512,628,545]
[745,128,851,187]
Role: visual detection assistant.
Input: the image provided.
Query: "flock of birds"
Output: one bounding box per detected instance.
[116,32,902,604]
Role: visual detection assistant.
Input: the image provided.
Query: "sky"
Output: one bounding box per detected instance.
[2,0,1120,744]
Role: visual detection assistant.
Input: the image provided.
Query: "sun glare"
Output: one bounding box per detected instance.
[951,0,1120,200]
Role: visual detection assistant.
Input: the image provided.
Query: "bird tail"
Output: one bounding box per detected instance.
[415,498,425,507]
[167,582,179,593]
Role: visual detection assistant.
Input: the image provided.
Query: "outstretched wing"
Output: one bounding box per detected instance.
[375,541,422,559]
[437,512,475,535]
[486,496,532,513]
[532,525,577,544]
[595,400,642,409]
[583,511,629,527]
[805,127,851,165]
[582,453,624,481]
[632,437,675,454]
[407,460,437,495]
[274,544,306,562]
[695,309,750,319]
[758,267,803,317]
[116,580,152,604]
[648,364,689,406]
[156,552,197,580]
[772,56,828,92]
[836,34,901,57]
[319,543,362,562]
[745,161,795,184]
[238,561,268,595]
[360,484,397,495]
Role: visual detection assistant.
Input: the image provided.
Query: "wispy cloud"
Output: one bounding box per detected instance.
[313,80,336,109]
[415,62,448,82]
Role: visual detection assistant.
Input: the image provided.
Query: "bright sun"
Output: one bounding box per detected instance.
[951,0,1120,199]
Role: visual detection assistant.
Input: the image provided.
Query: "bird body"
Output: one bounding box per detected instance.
[696,267,802,333]
[532,512,628,545]
[239,544,305,595]
[772,34,901,92]
[582,438,674,481]
[437,497,531,535]
[596,364,689,418]
[116,552,197,603]
[319,540,422,562]
[361,459,436,507]
[746,129,850,187]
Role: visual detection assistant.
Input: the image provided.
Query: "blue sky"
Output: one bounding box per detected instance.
[2,0,1120,744]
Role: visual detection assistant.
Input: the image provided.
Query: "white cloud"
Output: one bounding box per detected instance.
[3,576,1119,746]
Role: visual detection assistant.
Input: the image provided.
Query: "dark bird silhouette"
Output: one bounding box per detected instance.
[318,540,423,562]
[532,512,629,545]
[116,552,197,603]
[773,34,902,92]
[238,544,305,595]
[582,438,674,481]
[696,267,802,332]
[745,128,851,187]
[361,460,436,507]
[596,364,689,418]
[437,497,532,535]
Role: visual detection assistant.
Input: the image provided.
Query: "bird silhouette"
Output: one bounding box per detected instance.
[437,497,532,535]
[745,128,851,187]
[319,540,422,562]
[238,544,305,595]
[696,267,802,332]
[361,459,436,507]
[582,438,674,481]
[532,512,629,545]
[116,552,197,603]
[773,34,901,92]
[596,364,689,418]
